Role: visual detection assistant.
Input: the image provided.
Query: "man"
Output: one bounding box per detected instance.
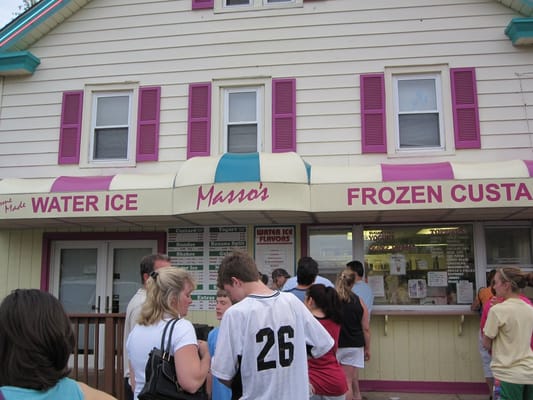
[347,260,374,315]
[211,251,334,400]
[123,253,172,400]
[283,256,319,302]
[282,260,334,291]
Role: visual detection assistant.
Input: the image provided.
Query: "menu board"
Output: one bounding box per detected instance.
[167,226,248,310]
[254,226,296,282]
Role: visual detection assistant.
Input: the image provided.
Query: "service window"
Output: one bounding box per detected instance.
[364,225,475,306]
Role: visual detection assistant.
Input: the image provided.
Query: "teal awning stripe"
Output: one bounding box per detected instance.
[215,152,260,182]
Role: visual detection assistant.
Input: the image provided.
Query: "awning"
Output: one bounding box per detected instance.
[0,173,175,228]
[1,156,533,229]
[173,152,312,225]
[310,159,533,223]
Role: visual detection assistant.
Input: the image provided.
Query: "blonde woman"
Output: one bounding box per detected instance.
[335,268,370,400]
[126,267,210,400]
[482,267,533,400]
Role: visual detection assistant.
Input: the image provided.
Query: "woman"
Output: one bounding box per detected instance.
[126,267,210,400]
[0,289,116,400]
[335,268,370,400]
[305,284,348,400]
[482,267,533,400]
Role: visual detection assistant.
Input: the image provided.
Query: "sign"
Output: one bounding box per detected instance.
[254,226,296,281]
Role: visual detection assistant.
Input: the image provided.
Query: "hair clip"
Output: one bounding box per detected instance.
[150,271,159,280]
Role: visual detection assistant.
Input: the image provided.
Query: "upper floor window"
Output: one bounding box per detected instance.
[224,87,262,153]
[360,65,480,156]
[393,74,444,151]
[91,92,132,161]
[216,0,300,12]
[58,84,161,166]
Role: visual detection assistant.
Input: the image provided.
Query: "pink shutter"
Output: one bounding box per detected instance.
[360,74,386,153]
[451,67,480,149]
[58,91,83,164]
[192,0,214,9]
[136,86,161,162]
[187,83,212,158]
[272,78,296,153]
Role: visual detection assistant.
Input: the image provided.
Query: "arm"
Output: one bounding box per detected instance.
[128,361,135,393]
[361,300,371,361]
[482,334,492,352]
[206,369,213,399]
[78,382,118,400]
[174,341,210,393]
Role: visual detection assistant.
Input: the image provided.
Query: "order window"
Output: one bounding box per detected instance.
[364,225,475,306]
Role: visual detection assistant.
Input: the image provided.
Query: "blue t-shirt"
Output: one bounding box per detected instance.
[1,377,83,400]
[208,327,232,400]
[352,281,374,314]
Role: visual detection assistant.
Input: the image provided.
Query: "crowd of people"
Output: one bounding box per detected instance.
[3,250,531,400]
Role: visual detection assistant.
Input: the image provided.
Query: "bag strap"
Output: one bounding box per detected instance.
[160,318,180,358]
[0,388,5,400]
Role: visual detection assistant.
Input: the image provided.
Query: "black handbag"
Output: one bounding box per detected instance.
[138,318,207,400]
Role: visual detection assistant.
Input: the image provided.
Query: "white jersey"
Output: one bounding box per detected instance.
[211,291,333,400]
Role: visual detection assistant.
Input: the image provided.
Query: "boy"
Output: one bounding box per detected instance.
[207,290,233,400]
[211,251,334,400]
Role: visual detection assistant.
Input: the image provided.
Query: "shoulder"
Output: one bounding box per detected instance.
[78,381,117,400]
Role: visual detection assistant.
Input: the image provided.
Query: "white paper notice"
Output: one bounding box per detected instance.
[368,275,385,297]
[427,271,448,287]
[457,280,474,304]
[408,279,427,298]
[390,254,406,275]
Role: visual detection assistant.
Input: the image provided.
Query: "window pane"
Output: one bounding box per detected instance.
[308,230,353,283]
[96,96,129,126]
[485,227,532,265]
[398,79,437,112]
[228,124,257,153]
[94,128,128,159]
[229,92,256,122]
[266,0,292,2]
[399,113,440,148]
[364,225,475,306]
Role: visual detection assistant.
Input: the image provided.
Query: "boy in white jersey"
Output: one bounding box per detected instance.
[210,251,334,400]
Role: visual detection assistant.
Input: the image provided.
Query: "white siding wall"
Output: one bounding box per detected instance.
[0,0,531,177]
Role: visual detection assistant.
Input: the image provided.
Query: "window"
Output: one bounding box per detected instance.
[386,66,454,155]
[91,93,132,161]
[485,225,532,267]
[393,74,444,150]
[58,84,161,166]
[216,0,300,12]
[224,87,262,153]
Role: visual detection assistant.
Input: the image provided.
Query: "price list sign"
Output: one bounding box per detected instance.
[168,226,248,310]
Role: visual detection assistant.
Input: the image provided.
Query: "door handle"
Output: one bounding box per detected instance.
[105,295,110,313]
[91,296,101,312]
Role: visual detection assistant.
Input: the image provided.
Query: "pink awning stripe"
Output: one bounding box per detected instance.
[381,162,454,182]
[51,176,114,192]
[522,160,533,177]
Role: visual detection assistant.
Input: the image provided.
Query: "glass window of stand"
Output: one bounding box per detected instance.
[364,225,475,306]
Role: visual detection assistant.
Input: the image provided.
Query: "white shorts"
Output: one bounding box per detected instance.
[336,347,364,368]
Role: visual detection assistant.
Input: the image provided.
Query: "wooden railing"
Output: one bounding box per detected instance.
[69,313,126,400]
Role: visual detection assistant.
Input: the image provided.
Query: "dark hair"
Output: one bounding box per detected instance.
[306,284,343,324]
[260,273,269,285]
[296,256,318,286]
[0,289,74,390]
[271,268,290,280]
[217,251,260,289]
[140,253,171,283]
[346,260,364,278]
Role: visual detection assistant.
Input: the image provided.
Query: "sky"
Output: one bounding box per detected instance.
[0,0,25,28]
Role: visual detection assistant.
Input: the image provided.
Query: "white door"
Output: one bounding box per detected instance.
[50,240,157,313]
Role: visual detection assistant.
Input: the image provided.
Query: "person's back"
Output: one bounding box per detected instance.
[347,261,374,314]
[211,251,334,400]
[213,291,333,399]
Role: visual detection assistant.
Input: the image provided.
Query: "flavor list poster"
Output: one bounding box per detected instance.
[254,226,296,283]
[167,226,247,310]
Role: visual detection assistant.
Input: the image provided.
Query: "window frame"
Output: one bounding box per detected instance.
[385,65,455,158]
[80,83,139,168]
[223,86,262,153]
[212,77,272,154]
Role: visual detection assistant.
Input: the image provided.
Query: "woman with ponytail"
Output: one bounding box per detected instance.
[305,284,348,400]
[482,267,533,399]
[335,268,370,400]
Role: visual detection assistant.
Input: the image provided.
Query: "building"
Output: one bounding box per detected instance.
[1,0,532,393]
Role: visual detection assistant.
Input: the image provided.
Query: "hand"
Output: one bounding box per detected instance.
[197,340,209,359]
[364,348,370,362]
